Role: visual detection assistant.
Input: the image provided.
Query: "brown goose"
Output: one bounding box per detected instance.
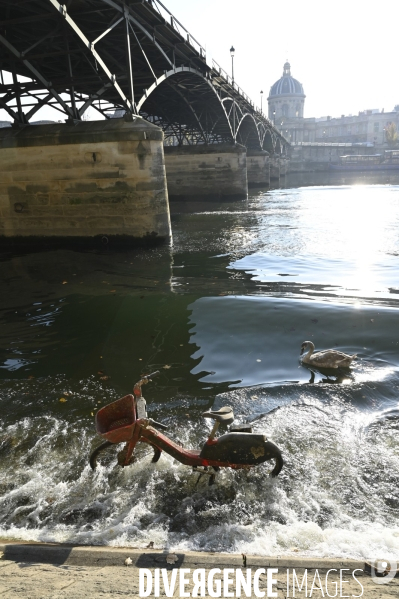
[300,340,357,369]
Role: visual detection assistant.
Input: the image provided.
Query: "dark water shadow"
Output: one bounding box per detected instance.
[301,363,354,384]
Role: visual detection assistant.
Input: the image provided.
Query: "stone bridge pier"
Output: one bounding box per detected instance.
[164,144,285,200]
[246,150,271,187]
[164,144,248,200]
[0,117,171,247]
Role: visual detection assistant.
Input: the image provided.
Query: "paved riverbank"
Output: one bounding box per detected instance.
[0,540,398,598]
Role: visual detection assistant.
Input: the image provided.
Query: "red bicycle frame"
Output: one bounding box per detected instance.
[91,372,283,477]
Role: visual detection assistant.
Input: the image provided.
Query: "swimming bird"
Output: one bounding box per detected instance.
[300,341,357,369]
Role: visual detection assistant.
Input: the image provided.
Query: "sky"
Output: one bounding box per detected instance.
[164,0,398,118]
[1,0,397,122]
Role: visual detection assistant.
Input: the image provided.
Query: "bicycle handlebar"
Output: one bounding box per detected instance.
[134,370,160,392]
[143,370,160,381]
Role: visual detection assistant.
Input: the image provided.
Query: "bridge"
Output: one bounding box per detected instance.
[0,0,289,246]
[0,0,286,154]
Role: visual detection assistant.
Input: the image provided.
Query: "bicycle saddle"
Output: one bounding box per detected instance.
[202,406,234,425]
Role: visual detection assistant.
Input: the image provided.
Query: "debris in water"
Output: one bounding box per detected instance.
[62,281,68,285]
[59,398,67,403]
[166,554,178,564]
[124,557,132,566]
[163,365,171,369]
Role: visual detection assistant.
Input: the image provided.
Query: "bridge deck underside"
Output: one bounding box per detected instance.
[0,0,286,151]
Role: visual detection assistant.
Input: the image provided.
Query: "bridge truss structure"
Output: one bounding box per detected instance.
[0,0,287,154]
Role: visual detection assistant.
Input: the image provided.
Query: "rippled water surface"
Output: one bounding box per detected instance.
[1,179,399,559]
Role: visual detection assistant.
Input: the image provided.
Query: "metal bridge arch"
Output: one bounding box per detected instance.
[137,66,234,145]
[234,111,262,150]
[221,98,261,149]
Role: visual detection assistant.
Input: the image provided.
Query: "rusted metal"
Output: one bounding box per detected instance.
[95,394,136,444]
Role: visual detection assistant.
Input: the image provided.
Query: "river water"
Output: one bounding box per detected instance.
[1,173,399,559]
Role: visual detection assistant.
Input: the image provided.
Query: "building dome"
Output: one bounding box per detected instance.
[269,61,304,97]
[268,61,305,121]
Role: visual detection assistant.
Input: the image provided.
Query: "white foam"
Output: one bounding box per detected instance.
[0,399,398,560]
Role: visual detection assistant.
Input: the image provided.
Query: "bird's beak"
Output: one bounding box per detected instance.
[300,347,304,355]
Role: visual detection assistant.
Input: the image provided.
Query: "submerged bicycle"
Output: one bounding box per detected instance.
[90,371,284,484]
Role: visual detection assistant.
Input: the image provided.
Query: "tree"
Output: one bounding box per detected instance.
[385,122,398,147]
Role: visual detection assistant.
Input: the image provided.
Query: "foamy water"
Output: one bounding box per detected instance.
[1,381,398,560]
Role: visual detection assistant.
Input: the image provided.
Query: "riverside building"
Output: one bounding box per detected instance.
[268,61,399,148]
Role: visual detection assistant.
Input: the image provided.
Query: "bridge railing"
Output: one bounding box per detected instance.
[150,0,272,126]
[151,0,206,58]
[210,57,272,124]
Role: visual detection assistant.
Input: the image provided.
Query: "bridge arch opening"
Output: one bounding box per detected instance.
[138,69,233,146]
[263,131,274,153]
[236,113,262,150]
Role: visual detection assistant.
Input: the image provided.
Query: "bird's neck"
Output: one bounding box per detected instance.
[305,346,314,359]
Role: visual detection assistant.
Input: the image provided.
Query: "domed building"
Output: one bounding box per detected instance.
[268,61,305,122]
[267,60,399,151]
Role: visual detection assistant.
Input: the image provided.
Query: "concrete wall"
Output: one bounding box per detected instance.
[164,144,247,200]
[0,117,171,246]
[246,150,270,186]
[270,156,280,181]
